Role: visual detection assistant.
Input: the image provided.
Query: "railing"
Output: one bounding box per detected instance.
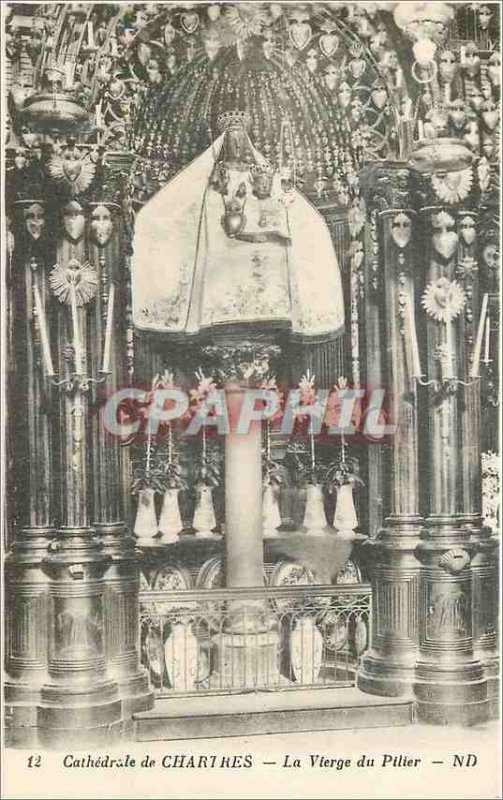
[139,584,371,696]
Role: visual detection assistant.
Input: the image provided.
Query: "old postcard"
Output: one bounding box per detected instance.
[1,1,501,798]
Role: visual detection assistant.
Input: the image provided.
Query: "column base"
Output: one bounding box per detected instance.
[116,671,154,716]
[475,653,500,719]
[4,681,43,748]
[37,681,123,748]
[357,651,415,698]
[413,660,489,725]
[212,632,281,690]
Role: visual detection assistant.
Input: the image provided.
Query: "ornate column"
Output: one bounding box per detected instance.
[88,155,152,716]
[357,164,423,697]
[36,195,122,747]
[456,209,499,717]
[413,201,488,725]
[4,184,54,743]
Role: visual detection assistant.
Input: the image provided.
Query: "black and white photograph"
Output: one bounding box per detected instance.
[1,2,501,798]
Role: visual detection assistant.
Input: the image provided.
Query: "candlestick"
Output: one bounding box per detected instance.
[146,434,152,475]
[443,318,454,381]
[101,283,114,374]
[405,294,423,378]
[70,282,83,374]
[33,284,55,377]
[469,293,489,378]
[483,314,491,363]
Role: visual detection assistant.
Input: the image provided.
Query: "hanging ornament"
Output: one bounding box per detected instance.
[431,169,474,206]
[89,203,114,247]
[319,28,339,59]
[390,212,412,249]
[207,4,220,21]
[49,258,99,306]
[458,215,476,246]
[370,83,388,110]
[47,144,96,195]
[430,211,459,260]
[23,202,45,241]
[180,10,199,34]
[61,200,86,243]
[421,277,466,322]
[289,12,312,51]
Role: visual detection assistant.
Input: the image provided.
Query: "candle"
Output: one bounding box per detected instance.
[87,20,94,48]
[396,68,403,88]
[469,293,489,378]
[483,315,491,363]
[95,101,102,129]
[406,294,423,378]
[70,282,83,374]
[443,318,454,381]
[444,83,451,103]
[101,283,115,374]
[417,119,425,140]
[33,284,55,377]
[65,60,73,89]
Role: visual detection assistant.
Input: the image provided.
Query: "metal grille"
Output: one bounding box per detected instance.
[139,584,371,696]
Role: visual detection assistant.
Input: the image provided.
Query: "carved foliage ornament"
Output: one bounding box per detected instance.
[421,277,466,323]
[390,212,412,249]
[438,549,471,574]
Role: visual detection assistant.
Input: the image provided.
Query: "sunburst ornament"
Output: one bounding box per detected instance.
[49,258,99,306]
[431,168,473,205]
[421,277,466,323]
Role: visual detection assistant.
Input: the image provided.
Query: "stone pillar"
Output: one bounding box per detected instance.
[5,197,53,744]
[413,205,488,725]
[224,387,264,591]
[88,156,152,716]
[208,350,280,689]
[357,164,423,698]
[36,202,122,747]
